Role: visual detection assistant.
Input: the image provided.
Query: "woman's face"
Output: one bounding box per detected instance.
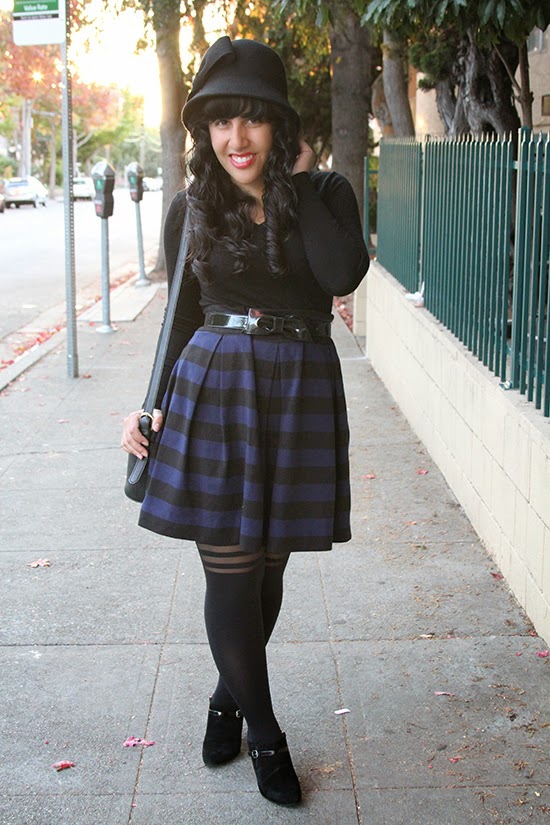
[208,115,273,200]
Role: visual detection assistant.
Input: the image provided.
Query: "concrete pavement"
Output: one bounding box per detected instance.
[1,287,549,824]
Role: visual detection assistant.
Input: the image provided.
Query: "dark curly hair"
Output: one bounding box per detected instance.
[184,96,301,281]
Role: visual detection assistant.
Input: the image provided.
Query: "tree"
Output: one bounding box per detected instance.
[0,11,131,188]
[277,0,375,218]
[365,0,550,136]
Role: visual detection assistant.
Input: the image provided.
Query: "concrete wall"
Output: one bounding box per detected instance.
[365,262,550,643]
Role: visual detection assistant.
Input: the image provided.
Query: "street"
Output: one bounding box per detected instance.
[0,189,163,340]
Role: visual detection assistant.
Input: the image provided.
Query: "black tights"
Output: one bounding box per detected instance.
[197,544,290,744]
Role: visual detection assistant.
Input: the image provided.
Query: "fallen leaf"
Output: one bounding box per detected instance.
[434,691,455,697]
[52,760,75,771]
[516,652,523,656]
[28,558,51,568]
[535,651,550,658]
[362,473,376,479]
[419,634,435,639]
[334,708,350,715]
[491,572,504,580]
[123,736,156,748]
[57,419,69,424]
[448,756,462,763]
[81,374,92,379]
[406,520,417,525]
[417,469,429,475]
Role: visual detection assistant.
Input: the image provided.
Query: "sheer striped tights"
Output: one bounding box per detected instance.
[197,544,290,744]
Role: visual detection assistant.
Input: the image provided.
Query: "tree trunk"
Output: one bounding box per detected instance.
[458,31,521,136]
[153,0,187,272]
[371,74,394,136]
[329,7,374,222]
[433,79,469,137]
[382,29,414,137]
[517,41,533,128]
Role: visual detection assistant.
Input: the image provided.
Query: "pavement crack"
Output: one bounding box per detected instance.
[128,548,183,824]
[317,553,362,825]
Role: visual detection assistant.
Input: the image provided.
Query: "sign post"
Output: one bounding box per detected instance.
[13,0,78,377]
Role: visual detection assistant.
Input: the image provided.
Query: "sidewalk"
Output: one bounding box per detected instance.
[1,290,549,825]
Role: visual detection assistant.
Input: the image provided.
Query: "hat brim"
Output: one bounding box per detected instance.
[182,85,300,131]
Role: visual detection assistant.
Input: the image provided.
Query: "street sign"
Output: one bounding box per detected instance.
[13,0,65,45]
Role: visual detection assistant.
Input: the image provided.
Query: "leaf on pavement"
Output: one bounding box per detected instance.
[52,760,75,771]
[123,736,156,748]
[28,558,51,568]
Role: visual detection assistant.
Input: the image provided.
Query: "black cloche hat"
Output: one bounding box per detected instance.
[181,36,300,130]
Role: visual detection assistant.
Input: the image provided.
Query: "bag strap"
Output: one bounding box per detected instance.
[142,207,191,415]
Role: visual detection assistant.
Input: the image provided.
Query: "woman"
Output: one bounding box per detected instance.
[122,36,369,806]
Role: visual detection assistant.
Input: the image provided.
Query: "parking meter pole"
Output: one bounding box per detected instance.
[61,11,78,377]
[134,201,149,287]
[97,218,115,334]
[91,159,116,334]
[126,162,149,287]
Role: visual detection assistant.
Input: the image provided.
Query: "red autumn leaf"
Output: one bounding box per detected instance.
[123,736,156,748]
[417,469,429,475]
[1,359,15,366]
[535,651,550,658]
[516,652,523,656]
[52,760,75,771]
[81,374,92,379]
[362,473,376,479]
[448,757,462,763]
[491,572,504,580]
[406,520,417,525]
[28,558,51,568]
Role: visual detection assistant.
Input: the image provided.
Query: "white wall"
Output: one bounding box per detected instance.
[365,262,550,643]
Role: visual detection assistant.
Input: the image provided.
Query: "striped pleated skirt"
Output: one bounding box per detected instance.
[138,328,352,554]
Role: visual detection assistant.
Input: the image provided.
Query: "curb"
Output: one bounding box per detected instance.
[0,272,163,394]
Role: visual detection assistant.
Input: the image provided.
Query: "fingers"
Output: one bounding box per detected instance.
[152,409,164,432]
[292,140,317,175]
[121,410,152,459]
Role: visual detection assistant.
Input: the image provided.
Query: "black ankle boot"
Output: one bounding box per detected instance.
[248,733,302,805]
[202,702,243,767]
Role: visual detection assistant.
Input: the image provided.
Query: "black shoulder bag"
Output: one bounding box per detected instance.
[124,209,191,502]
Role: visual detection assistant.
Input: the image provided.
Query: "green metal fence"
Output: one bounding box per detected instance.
[374,130,550,418]
[510,130,550,417]
[376,138,422,294]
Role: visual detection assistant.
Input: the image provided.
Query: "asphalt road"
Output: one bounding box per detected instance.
[0,189,163,340]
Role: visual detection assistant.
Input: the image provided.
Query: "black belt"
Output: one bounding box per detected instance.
[204,309,332,342]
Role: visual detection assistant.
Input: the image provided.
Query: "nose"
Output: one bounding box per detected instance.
[230,119,249,149]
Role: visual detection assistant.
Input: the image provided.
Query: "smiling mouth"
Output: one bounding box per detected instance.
[229,154,255,168]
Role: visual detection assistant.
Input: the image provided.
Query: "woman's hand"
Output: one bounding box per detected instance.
[121,409,163,459]
[292,140,317,175]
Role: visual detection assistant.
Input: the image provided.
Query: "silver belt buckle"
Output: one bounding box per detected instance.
[245,309,284,335]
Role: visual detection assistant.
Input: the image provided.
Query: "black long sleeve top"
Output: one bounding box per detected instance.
[153,170,370,407]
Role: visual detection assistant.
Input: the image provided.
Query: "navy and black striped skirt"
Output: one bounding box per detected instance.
[138,328,351,554]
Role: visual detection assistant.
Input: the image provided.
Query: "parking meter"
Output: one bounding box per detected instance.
[127,162,144,203]
[91,160,115,218]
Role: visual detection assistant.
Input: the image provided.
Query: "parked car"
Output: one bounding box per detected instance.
[143,176,163,192]
[4,176,47,208]
[73,176,94,200]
